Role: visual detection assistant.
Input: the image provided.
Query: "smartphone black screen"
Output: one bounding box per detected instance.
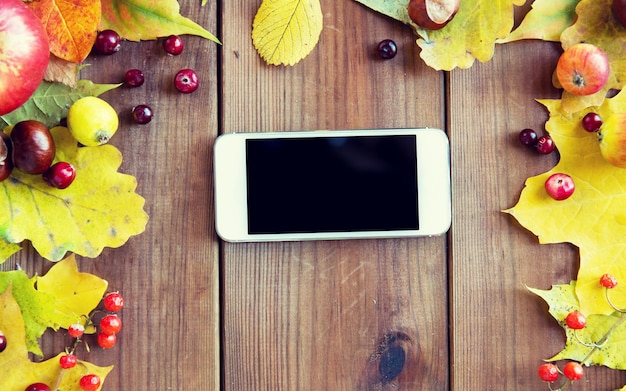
[245,135,419,234]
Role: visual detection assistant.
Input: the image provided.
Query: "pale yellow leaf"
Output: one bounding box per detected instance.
[252,0,323,66]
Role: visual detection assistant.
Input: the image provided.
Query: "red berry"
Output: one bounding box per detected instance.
[103,292,124,312]
[0,330,6,353]
[24,384,51,391]
[537,363,559,382]
[79,374,101,391]
[43,162,76,189]
[377,39,397,59]
[163,35,184,55]
[582,112,603,132]
[124,69,145,87]
[545,173,575,201]
[59,353,77,369]
[535,135,555,154]
[563,361,584,381]
[97,331,117,349]
[68,323,85,338]
[132,104,153,124]
[94,29,121,55]
[600,273,618,288]
[174,68,199,93]
[565,311,586,329]
[100,314,122,335]
[519,128,538,146]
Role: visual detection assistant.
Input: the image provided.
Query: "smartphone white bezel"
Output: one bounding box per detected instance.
[214,128,451,242]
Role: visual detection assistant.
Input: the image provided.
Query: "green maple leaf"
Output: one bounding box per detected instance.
[506,88,626,316]
[0,287,112,389]
[0,127,149,262]
[100,0,220,43]
[354,0,525,70]
[0,256,107,356]
[497,0,580,43]
[0,80,121,129]
[530,282,626,370]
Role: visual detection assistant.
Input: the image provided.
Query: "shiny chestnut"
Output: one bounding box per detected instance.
[0,132,12,181]
[11,120,55,175]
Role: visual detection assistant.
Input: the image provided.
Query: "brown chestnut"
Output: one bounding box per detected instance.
[11,120,55,175]
[0,132,12,182]
[613,0,626,28]
[408,0,460,31]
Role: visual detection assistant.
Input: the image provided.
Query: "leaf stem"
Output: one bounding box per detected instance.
[580,311,626,365]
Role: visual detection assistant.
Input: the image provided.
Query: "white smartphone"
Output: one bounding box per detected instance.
[213,128,451,242]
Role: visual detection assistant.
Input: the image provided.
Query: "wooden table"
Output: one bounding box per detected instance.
[4,1,626,390]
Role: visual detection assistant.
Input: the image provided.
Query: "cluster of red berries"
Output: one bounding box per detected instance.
[537,273,619,389]
[94,30,201,125]
[518,128,555,155]
[19,291,125,391]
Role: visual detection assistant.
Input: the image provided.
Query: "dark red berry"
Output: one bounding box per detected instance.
[537,363,559,383]
[377,39,397,59]
[163,35,184,55]
[174,68,199,93]
[79,374,101,391]
[103,292,124,312]
[535,135,555,154]
[0,331,6,353]
[132,104,153,124]
[565,311,586,329]
[43,162,76,189]
[25,384,51,391]
[600,273,618,288]
[519,128,538,146]
[582,112,602,132]
[94,29,121,55]
[124,69,145,87]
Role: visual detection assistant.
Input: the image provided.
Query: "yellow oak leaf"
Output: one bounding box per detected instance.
[557,0,626,113]
[252,0,323,66]
[0,287,112,391]
[506,88,626,316]
[0,126,149,262]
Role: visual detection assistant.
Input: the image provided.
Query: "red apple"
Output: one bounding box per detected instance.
[598,113,626,168]
[0,0,50,115]
[545,173,575,201]
[408,0,460,31]
[556,43,610,96]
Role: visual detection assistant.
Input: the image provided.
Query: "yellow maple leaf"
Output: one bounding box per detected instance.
[557,0,626,113]
[252,0,323,66]
[0,287,112,390]
[506,88,626,316]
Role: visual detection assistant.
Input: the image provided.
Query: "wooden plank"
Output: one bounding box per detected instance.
[449,40,626,389]
[220,1,448,390]
[1,1,220,389]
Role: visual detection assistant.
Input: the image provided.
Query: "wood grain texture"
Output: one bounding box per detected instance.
[221,1,448,390]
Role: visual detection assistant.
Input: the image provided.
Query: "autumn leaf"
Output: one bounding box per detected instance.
[100,0,220,43]
[27,0,101,63]
[0,239,20,264]
[0,79,121,131]
[0,287,113,390]
[497,0,580,43]
[36,255,108,330]
[557,0,626,113]
[530,282,626,369]
[252,0,323,66]
[506,88,626,316]
[0,126,149,262]
[44,55,80,88]
[355,0,525,70]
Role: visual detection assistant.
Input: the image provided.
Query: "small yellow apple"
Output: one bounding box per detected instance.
[599,113,626,168]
